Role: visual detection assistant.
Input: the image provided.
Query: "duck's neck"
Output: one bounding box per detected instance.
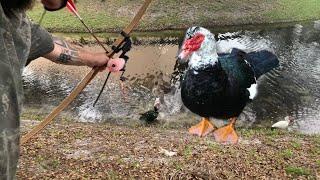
[189,39,218,70]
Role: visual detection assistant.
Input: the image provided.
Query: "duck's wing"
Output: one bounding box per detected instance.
[242,49,279,79]
[218,49,256,89]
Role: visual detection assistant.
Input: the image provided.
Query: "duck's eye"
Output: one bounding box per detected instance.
[186,33,193,39]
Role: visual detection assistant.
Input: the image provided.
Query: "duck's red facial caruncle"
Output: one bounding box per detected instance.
[178,33,205,62]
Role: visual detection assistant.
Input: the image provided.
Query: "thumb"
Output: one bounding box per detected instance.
[107,58,126,72]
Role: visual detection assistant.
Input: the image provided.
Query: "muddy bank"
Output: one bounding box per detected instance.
[18,120,320,179]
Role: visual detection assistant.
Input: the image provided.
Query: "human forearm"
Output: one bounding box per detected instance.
[43,37,109,67]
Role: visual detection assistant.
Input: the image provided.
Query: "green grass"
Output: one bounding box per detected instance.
[207,141,222,151]
[74,131,86,139]
[183,145,193,158]
[312,135,320,145]
[239,128,257,138]
[27,0,128,32]
[285,166,311,176]
[21,112,44,121]
[172,161,184,171]
[290,141,302,149]
[281,149,294,159]
[309,137,320,155]
[27,0,320,33]
[35,155,61,170]
[107,170,119,180]
[264,0,320,22]
[44,159,61,170]
[131,161,141,169]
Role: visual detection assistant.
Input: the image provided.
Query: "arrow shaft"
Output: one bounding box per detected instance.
[92,72,111,107]
[38,9,47,25]
[78,19,110,52]
[67,1,109,52]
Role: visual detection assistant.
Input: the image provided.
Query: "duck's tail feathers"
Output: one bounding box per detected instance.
[244,50,279,79]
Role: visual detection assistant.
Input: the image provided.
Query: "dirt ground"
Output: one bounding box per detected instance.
[18,120,320,179]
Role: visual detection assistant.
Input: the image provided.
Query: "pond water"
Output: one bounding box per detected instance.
[22,21,320,134]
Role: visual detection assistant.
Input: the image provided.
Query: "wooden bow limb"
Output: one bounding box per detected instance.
[21,0,152,145]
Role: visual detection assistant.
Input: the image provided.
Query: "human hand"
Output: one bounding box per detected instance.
[41,0,68,11]
[83,52,110,67]
[107,58,126,72]
[78,51,125,72]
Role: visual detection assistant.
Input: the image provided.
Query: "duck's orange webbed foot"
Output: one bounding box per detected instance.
[213,117,239,144]
[189,117,216,137]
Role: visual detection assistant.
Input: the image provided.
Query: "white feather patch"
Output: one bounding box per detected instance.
[271,120,289,129]
[247,83,257,99]
[216,39,247,54]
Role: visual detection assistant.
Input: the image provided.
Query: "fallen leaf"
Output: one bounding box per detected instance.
[159,147,177,157]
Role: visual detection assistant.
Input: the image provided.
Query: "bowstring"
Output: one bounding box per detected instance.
[38,9,47,25]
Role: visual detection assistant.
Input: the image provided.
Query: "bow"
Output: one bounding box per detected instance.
[21,0,152,145]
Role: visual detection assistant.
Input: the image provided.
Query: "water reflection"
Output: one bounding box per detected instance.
[22,21,320,134]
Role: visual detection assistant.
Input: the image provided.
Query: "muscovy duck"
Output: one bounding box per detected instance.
[177,27,279,144]
[139,98,161,123]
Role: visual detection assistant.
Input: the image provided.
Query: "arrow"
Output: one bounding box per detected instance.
[38,9,47,25]
[66,0,109,52]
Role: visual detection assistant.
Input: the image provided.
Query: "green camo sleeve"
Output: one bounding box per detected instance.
[26,23,54,65]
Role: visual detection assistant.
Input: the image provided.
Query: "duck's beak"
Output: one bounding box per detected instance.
[177,50,191,64]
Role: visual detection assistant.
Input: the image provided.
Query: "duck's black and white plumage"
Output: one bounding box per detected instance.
[139,98,160,123]
[181,48,278,118]
[177,27,279,143]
